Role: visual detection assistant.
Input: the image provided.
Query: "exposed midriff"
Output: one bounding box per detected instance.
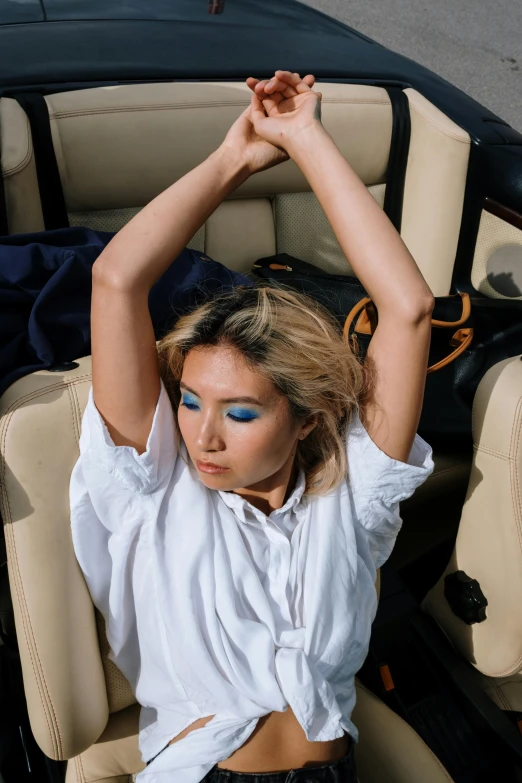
[168,707,352,773]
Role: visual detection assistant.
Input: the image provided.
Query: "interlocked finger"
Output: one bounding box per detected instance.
[245,72,317,116]
[259,77,298,97]
[274,71,316,93]
[246,77,294,112]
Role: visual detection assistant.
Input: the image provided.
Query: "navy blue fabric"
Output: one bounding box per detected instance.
[200,744,357,782]
[0,227,253,397]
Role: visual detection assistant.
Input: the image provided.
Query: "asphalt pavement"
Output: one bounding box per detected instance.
[301,0,522,131]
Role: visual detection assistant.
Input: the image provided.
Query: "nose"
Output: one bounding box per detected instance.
[196,412,225,453]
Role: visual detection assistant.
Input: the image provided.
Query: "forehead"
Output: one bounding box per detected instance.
[181,345,278,402]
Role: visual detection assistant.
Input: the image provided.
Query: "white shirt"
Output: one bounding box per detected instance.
[70,380,433,783]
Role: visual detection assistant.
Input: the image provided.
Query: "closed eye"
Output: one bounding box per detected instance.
[180,393,200,411]
[227,409,259,423]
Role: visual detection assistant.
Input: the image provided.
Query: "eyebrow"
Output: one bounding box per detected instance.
[179,382,263,406]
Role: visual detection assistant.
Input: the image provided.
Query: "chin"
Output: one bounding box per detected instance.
[197,472,238,491]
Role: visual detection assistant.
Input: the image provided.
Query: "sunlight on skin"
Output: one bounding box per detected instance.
[177,345,316,515]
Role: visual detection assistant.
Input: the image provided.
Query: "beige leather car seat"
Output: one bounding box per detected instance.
[0,357,453,782]
[0,80,473,564]
[424,355,522,713]
[0,81,470,298]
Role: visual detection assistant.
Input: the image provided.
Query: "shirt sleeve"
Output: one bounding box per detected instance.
[78,378,177,496]
[69,380,177,690]
[346,410,434,568]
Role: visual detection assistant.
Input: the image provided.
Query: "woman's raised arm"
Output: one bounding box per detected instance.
[91,145,250,453]
[249,72,435,462]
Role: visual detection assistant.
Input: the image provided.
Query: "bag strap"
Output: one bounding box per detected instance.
[13,93,69,230]
[426,328,474,374]
[431,292,471,328]
[343,297,373,343]
[383,87,411,234]
[343,297,474,374]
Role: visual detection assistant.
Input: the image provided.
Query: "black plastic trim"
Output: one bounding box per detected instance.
[13,93,68,230]
[383,87,411,234]
[0,163,7,236]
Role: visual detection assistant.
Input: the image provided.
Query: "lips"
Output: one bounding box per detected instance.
[196,460,230,475]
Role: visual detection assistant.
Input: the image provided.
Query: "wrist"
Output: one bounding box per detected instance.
[286,122,331,163]
[213,144,251,187]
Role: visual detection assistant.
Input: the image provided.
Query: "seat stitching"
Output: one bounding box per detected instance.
[428,462,471,477]
[355,681,453,780]
[49,97,392,120]
[66,383,80,447]
[3,526,56,754]
[78,751,87,783]
[3,147,34,179]
[481,404,522,679]
[409,102,470,144]
[483,675,511,710]
[1,374,93,417]
[473,444,511,461]
[2,115,32,177]
[71,383,83,448]
[1,411,70,758]
[493,681,512,711]
[0,376,95,758]
[510,401,522,602]
[0,427,57,756]
[75,754,86,783]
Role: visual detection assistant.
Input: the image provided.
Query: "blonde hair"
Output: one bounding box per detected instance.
[157,285,372,495]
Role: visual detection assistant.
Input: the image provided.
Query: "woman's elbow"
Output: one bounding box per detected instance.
[380,292,435,326]
[413,293,435,323]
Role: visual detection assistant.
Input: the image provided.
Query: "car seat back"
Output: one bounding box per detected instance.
[1,81,470,295]
[0,358,112,758]
[424,355,522,678]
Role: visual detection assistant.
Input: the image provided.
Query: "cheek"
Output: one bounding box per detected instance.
[233,416,298,473]
[177,407,195,448]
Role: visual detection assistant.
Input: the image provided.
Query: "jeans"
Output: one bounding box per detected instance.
[200,745,357,782]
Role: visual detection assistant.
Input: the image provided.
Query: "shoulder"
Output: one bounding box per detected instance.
[345,409,434,505]
[79,378,178,496]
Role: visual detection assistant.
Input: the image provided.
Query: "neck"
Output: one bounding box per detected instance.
[234,456,299,516]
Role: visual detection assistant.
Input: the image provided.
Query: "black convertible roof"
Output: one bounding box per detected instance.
[0,0,520,145]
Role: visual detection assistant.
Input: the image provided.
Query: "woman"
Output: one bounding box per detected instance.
[70,71,435,783]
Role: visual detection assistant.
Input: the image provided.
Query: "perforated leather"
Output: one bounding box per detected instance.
[471,210,522,300]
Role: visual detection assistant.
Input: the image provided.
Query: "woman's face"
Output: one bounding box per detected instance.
[177,345,313,493]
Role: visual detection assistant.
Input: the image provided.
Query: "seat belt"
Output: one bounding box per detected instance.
[12,93,69,231]
[383,87,411,234]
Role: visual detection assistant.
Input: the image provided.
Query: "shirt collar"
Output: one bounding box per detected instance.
[218,469,307,525]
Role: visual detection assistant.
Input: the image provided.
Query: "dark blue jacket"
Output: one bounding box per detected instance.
[0,227,252,397]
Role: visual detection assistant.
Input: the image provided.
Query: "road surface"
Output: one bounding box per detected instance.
[302,0,522,131]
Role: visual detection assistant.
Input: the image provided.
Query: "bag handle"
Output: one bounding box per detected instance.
[343,297,474,374]
[426,327,474,374]
[431,292,471,328]
[343,297,374,342]
[344,292,471,338]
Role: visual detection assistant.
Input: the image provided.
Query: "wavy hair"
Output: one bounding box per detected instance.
[157,284,373,495]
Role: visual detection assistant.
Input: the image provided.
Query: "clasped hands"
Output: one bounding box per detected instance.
[221,70,323,176]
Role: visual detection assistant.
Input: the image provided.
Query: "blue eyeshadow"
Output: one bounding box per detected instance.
[181,392,199,407]
[227,408,259,421]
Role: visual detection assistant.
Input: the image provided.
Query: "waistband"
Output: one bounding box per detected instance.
[201,742,356,782]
